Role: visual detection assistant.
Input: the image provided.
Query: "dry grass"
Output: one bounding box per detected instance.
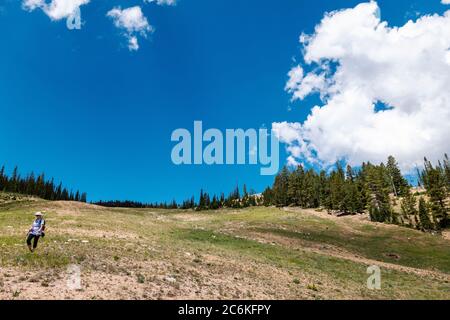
[0,195,449,300]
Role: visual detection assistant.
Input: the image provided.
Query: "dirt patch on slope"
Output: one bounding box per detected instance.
[233,229,450,282]
[0,251,346,300]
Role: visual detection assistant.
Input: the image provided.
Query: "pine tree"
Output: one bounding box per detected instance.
[205,197,210,207]
[242,184,250,207]
[305,169,320,208]
[329,163,346,211]
[418,197,434,231]
[318,170,331,209]
[204,193,211,208]
[233,185,240,200]
[288,166,304,206]
[243,184,248,197]
[11,166,19,193]
[421,158,448,229]
[0,165,6,191]
[197,189,206,211]
[45,178,55,200]
[444,154,450,192]
[56,182,63,200]
[262,187,273,206]
[26,172,36,195]
[346,165,355,182]
[170,199,178,209]
[343,181,364,214]
[367,164,394,223]
[210,195,218,209]
[272,166,290,207]
[341,165,364,214]
[386,156,409,196]
[400,187,417,227]
[62,188,69,201]
[36,173,45,198]
[249,194,257,206]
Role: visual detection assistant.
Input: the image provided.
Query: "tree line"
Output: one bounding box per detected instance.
[183,185,260,210]
[0,165,87,202]
[263,155,449,231]
[93,184,261,210]
[3,155,448,233]
[94,155,449,232]
[93,199,179,209]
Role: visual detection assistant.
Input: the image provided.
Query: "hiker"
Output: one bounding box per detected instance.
[26,212,46,252]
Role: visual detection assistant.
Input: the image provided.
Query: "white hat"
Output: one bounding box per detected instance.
[34,212,43,216]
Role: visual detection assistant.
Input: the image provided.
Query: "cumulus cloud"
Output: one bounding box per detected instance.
[23,0,44,11]
[22,0,89,25]
[144,0,177,6]
[442,0,450,5]
[274,1,450,171]
[107,6,153,51]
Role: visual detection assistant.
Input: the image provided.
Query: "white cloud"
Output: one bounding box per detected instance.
[107,6,153,51]
[22,1,176,48]
[442,0,450,5]
[128,36,139,51]
[272,122,302,145]
[287,156,300,168]
[144,0,177,6]
[23,0,45,11]
[274,1,450,171]
[22,0,89,24]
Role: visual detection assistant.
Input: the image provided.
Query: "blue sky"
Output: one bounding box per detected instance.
[0,0,448,202]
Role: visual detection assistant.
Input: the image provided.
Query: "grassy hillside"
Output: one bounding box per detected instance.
[0,193,449,300]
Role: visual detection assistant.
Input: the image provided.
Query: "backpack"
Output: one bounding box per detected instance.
[40,219,46,238]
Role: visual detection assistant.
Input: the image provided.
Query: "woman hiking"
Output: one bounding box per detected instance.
[26,212,46,252]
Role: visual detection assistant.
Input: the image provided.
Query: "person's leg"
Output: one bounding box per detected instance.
[33,235,40,250]
[26,234,34,252]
